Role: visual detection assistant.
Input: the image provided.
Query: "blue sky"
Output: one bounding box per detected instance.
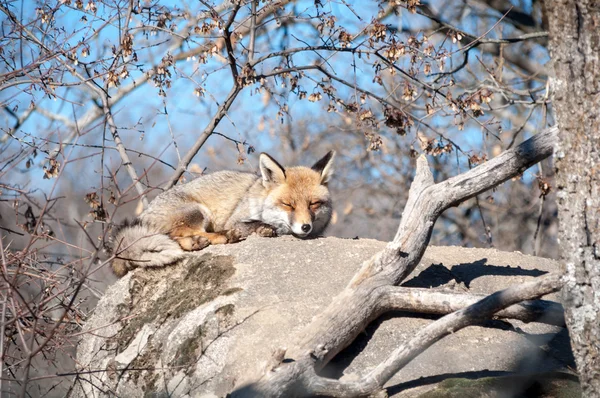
[1,0,550,198]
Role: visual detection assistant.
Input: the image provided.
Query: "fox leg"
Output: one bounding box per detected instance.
[168,205,212,250]
[172,234,211,251]
[226,221,278,241]
[167,205,237,250]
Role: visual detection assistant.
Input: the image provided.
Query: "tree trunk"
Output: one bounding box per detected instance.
[546,1,600,394]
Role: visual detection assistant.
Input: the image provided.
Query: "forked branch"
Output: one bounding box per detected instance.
[235,125,559,397]
[306,273,563,397]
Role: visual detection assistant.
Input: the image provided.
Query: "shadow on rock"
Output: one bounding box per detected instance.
[388,371,579,397]
[403,259,548,289]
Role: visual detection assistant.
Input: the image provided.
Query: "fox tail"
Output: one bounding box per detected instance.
[109,219,186,277]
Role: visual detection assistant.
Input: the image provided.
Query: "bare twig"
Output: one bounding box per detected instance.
[0,3,149,207]
[0,238,8,394]
[223,3,242,82]
[163,85,242,189]
[248,0,258,63]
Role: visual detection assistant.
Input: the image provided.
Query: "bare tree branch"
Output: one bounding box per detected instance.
[248,0,258,63]
[305,273,563,397]
[0,3,150,207]
[237,125,559,397]
[380,285,565,326]
[163,84,242,189]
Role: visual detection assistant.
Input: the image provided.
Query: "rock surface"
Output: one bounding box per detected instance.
[75,236,573,397]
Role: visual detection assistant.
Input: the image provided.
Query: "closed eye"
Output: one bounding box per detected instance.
[281,202,293,208]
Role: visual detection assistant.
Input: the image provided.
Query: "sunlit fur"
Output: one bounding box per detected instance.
[261,167,332,237]
[110,221,187,277]
[109,152,335,276]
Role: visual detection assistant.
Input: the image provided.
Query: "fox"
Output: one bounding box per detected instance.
[109,151,335,277]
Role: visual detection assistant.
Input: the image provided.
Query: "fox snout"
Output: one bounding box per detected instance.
[291,220,313,237]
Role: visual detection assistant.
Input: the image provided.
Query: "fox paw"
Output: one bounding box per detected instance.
[176,235,210,251]
[256,225,277,237]
[226,228,244,244]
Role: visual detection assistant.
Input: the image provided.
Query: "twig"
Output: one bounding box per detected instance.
[0,238,8,395]
[223,3,242,82]
[163,85,242,189]
[0,3,149,208]
[248,0,258,63]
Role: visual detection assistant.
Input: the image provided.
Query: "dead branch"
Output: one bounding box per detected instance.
[305,274,562,397]
[305,273,562,397]
[379,285,564,326]
[235,125,559,397]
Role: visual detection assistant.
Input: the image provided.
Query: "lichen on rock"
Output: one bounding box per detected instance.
[76,253,240,397]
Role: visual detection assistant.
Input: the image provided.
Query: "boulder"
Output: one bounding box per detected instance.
[75,236,572,397]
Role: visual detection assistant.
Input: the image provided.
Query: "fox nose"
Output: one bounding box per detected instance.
[301,224,312,233]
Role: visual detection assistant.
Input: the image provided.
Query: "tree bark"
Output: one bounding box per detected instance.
[546,1,600,394]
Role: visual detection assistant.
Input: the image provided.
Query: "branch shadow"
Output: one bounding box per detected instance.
[387,369,514,393]
[402,258,548,289]
[386,370,579,396]
[511,327,576,371]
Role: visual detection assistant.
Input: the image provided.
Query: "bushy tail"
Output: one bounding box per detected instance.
[109,219,186,277]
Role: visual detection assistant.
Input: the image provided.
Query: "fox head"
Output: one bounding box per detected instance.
[259,151,335,238]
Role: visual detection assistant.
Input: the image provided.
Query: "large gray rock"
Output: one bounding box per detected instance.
[75,236,571,397]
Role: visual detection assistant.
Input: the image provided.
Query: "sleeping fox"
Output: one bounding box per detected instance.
[110,151,335,276]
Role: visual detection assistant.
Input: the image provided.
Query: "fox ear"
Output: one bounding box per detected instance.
[259,153,286,185]
[311,151,335,184]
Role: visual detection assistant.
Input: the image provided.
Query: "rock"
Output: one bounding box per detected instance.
[413,372,581,398]
[75,236,574,397]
